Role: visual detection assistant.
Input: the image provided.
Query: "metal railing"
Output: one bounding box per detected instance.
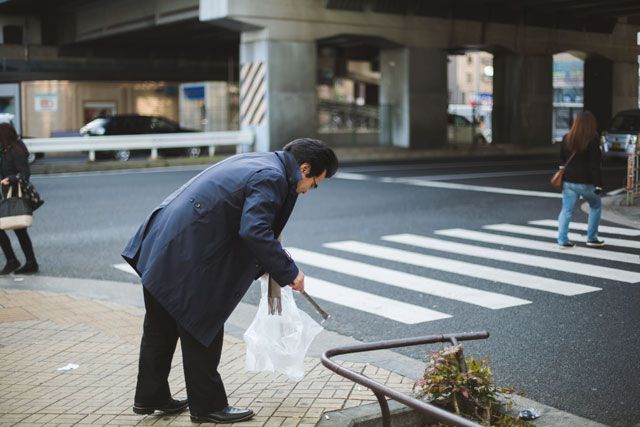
[23,130,254,161]
[321,331,490,427]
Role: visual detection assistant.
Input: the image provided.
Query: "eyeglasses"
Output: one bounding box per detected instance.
[311,176,318,189]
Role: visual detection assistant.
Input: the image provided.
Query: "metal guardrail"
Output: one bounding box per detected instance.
[321,331,490,427]
[23,130,254,161]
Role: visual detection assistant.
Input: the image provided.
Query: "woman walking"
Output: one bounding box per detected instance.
[0,123,38,274]
[557,110,604,249]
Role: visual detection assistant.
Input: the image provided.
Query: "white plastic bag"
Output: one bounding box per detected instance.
[244,276,323,381]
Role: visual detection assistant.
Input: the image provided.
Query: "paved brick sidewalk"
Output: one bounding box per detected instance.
[0,289,414,426]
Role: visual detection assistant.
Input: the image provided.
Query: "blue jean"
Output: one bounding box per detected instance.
[557,181,601,244]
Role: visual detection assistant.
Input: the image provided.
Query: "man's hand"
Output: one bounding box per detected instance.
[290,270,305,292]
[0,178,9,185]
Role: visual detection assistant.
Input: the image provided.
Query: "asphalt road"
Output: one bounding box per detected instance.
[22,155,636,426]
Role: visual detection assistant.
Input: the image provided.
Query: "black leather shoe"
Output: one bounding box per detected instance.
[133,398,188,415]
[0,259,20,275]
[14,261,38,275]
[190,406,254,424]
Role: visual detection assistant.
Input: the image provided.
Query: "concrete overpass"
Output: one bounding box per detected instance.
[1,0,639,150]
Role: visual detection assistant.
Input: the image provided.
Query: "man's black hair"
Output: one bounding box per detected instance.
[283,138,338,178]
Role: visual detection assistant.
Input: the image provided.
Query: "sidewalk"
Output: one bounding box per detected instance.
[596,194,640,230]
[0,287,414,426]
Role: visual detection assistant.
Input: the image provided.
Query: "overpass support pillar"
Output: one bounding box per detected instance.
[240,34,316,151]
[380,47,447,149]
[585,56,639,131]
[493,53,552,145]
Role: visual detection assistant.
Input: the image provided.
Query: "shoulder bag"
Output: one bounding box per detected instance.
[0,183,33,230]
[550,151,576,191]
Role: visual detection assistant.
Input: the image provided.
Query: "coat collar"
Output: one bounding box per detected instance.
[275,150,301,194]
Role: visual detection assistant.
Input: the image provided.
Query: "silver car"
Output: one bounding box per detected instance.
[600,110,640,160]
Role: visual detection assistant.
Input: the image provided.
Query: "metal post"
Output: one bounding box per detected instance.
[209,145,216,157]
[626,144,636,205]
[150,148,158,160]
[89,150,95,162]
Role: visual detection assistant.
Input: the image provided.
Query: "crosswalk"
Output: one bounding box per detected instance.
[113,219,640,325]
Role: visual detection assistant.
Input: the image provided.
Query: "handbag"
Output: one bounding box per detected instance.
[18,178,44,211]
[0,183,33,230]
[550,151,576,191]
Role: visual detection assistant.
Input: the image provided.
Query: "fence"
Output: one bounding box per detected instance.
[23,130,254,161]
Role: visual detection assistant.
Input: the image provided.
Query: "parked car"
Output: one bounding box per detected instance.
[600,109,640,162]
[447,113,491,145]
[79,115,202,161]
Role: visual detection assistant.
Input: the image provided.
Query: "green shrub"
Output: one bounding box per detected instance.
[413,345,532,427]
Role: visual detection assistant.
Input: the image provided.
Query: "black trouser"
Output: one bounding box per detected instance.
[0,228,36,263]
[135,288,228,415]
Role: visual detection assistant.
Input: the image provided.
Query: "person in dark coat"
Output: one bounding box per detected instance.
[122,138,338,424]
[0,123,38,275]
[556,110,604,248]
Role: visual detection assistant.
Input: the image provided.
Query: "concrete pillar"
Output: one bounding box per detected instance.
[584,57,613,133]
[612,60,639,116]
[240,35,316,152]
[493,53,553,145]
[380,47,447,149]
[585,57,638,131]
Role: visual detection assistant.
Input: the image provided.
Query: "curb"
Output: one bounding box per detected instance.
[581,194,640,230]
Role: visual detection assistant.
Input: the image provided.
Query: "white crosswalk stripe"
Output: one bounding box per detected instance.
[304,276,451,324]
[382,234,640,283]
[112,220,639,325]
[529,219,640,237]
[323,240,600,296]
[435,228,638,264]
[287,247,531,310]
[483,223,640,250]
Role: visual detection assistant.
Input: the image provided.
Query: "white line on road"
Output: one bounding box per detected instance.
[399,170,552,181]
[305,276,451,323]
[324,240,600,296]
[113,262,452,323]
[382,234,640,283]
[113,263,138,276]
[484,224,640,250]
[380,177,562,198]
[435,228,638,264]
[287,247,531,310]
[529,220,640,236]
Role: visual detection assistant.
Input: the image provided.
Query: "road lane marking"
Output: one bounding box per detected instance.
[382,234,640,283]
[113,263,138,276]
[113,263,451,323]
[529,220,640,236]
[287,247,531,310]
[379,177,562,198]
[399,170,552,181]
[324,240,600,296]
[484,224,640,250]
[435,228,638,264]
[305,276,451,323]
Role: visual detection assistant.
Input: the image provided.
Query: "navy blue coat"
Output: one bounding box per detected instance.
[122,151,301,347]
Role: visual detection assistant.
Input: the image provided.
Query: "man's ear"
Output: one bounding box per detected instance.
[299,162,311,177]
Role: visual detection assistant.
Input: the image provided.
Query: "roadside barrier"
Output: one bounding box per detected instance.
[321,331,489,427]
[23,130,254,161]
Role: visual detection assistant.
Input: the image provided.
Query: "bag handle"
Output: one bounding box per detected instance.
[4,182,23,199]
[562,151,577,168]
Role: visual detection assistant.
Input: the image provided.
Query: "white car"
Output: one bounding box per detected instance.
[447,113,491,145]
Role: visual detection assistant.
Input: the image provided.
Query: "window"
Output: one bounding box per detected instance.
[3,25,23,44]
